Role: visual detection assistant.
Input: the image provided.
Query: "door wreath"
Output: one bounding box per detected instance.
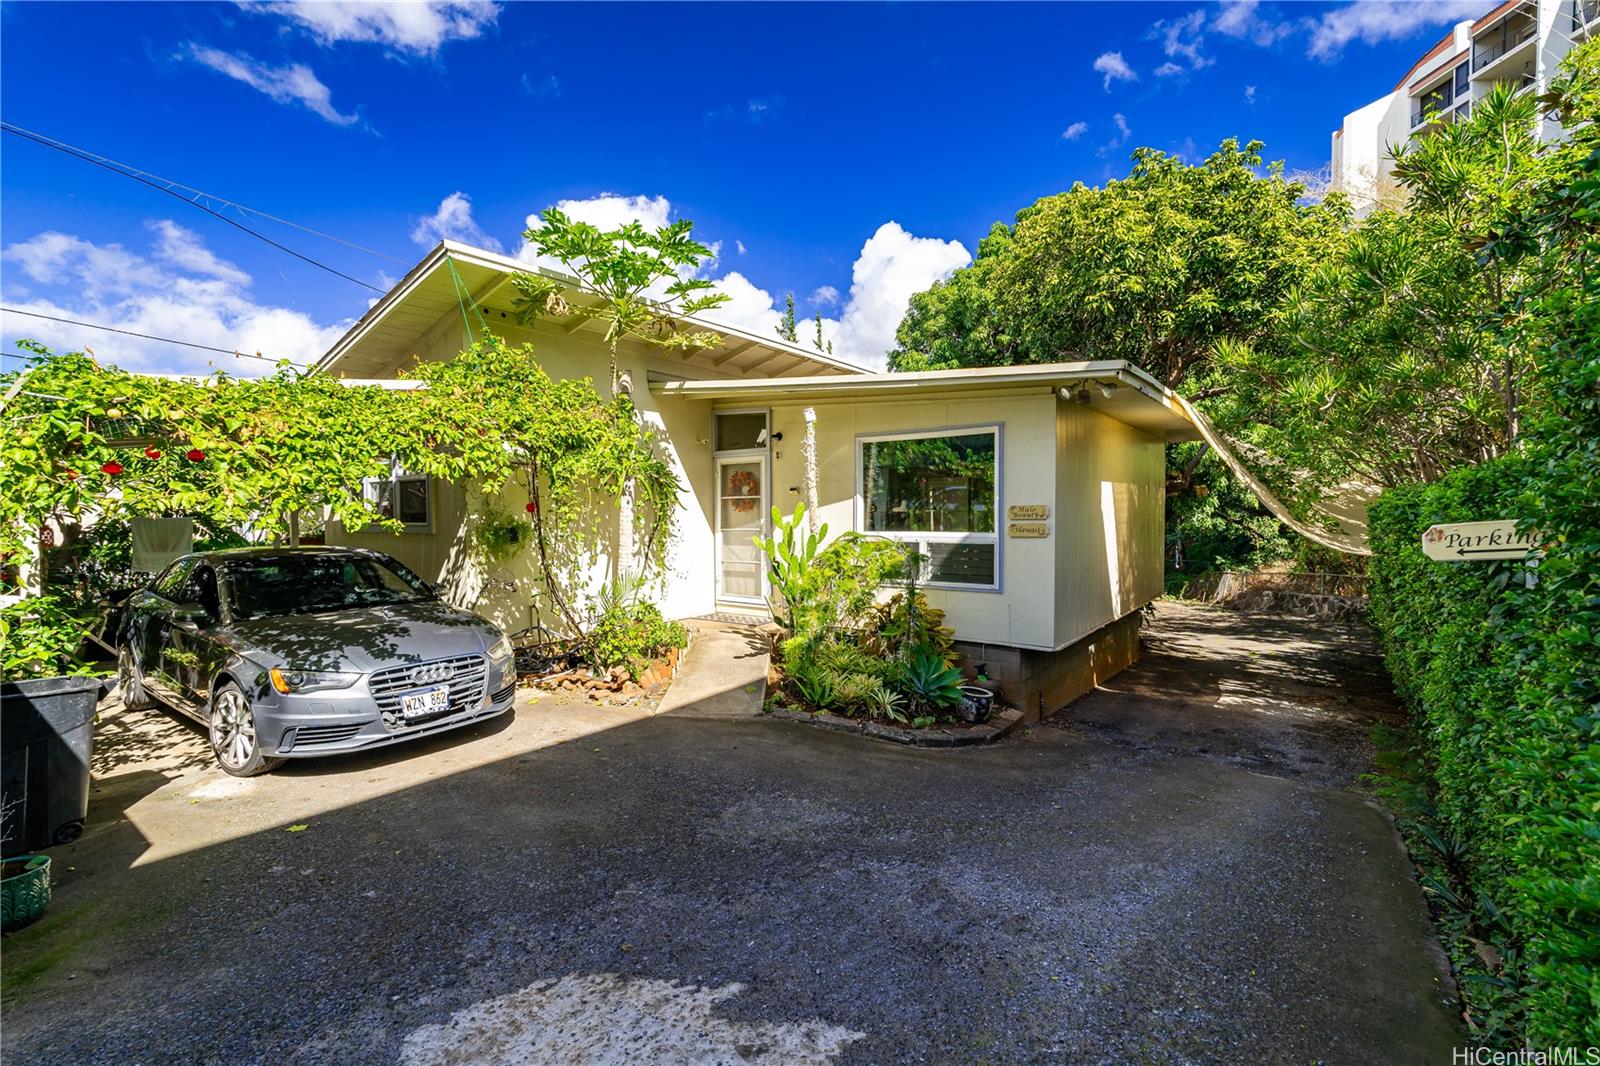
[727,469,760,512]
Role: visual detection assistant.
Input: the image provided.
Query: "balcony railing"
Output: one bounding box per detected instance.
[1473,18,1537,71]
[1578,0,1600,31]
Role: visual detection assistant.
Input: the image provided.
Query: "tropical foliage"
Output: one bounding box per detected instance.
[1366,42,1600,1047]
[757,505,972,723]
[0,333,680,678]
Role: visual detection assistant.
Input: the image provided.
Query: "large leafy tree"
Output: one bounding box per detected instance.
[890,138,1342,388]
[1207,83,1555,511]
[890,139,1342,572]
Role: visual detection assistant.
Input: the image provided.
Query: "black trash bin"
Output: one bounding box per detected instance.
[1,676,104,856]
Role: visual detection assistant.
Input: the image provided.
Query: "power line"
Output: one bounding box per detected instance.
[0,307,311,369]
[2,122,387,292]
[0,128,408,265]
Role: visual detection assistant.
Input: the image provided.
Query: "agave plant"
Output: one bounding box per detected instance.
[896,645,965,713]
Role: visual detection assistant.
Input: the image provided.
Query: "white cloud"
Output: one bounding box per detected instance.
[735,240,747,256]
[514,194,968,370]
[1092,51,1137,91]
[1213,0,1294,46]
[244,1,500,57]
[1097,113,1134,158]
[1244,84,1258,105]
[522,193,674,246]
[147,220,252,286]
[704,98,775,124]
[830,222,971,371]
[521,73,561,98]
[411,192,503,252]
[1307,1,1480,60]
[1061,121,1090,140]
[1,224,348,376]
[185,44,359,126]
[1151,10,1214,70]
[1154,62,1187,77]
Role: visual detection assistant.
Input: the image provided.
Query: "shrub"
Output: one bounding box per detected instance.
[585,597,686,681]
[861,590,956,664]
[1369,457,1599,1046]
[0,594,103,681]
[787,662,839,710]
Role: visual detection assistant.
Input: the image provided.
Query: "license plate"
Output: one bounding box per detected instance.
[401,684,450,720]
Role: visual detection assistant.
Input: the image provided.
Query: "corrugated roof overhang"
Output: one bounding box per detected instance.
[650,360,1203,442]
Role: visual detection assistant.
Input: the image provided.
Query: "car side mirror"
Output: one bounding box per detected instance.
[172,601,213,624]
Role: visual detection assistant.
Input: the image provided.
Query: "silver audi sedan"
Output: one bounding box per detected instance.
[117,547,517,776]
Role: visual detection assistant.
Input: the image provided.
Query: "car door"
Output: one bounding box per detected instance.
[161,563,227,714]
[129,558,196,704]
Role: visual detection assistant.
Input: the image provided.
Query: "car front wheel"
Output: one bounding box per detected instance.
[209,682,284,777]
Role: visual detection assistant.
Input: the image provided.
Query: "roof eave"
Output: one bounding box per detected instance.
[318,240,872,377]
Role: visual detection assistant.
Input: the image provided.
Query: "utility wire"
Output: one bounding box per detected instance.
[0,307,311,369]
[2,122,388,292]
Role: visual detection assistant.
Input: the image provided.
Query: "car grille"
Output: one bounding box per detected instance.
[369,653,488,729]
[294,724,361,747]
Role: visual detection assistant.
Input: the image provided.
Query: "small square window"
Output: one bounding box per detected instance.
[715,412,767,451]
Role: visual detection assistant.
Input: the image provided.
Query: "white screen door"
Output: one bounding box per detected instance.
[716,455,767,603]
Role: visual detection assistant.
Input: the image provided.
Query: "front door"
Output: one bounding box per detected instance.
[716,455,767,604]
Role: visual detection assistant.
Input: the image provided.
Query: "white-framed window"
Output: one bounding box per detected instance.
[364,461,431,532]
[856,425,1000,591]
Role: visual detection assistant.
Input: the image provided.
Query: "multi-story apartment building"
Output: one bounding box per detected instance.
[1330,0,1599,213]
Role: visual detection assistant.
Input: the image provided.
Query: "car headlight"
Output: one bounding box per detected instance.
[486,634,514,666]
[270,667,361,694]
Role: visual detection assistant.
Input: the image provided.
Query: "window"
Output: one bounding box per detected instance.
[714,411,768,452]
[858,427,999,589]
[222,552,435,620]
[1454,61,1469,98]
[152,557,198,600]
[364,461,431,531]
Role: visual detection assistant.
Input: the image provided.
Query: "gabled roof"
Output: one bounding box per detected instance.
[317,241,868,380]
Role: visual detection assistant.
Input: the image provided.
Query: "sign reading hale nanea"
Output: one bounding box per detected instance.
[1421,520,1539,562]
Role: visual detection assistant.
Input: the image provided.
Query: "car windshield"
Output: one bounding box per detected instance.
[223,554,435,619]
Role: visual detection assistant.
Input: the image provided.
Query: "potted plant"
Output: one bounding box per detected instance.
[957,684,995,723]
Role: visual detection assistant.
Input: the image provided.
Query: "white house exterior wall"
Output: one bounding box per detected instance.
[326,315,731,633]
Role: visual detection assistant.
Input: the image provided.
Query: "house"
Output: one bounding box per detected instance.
[320,241,1203,716]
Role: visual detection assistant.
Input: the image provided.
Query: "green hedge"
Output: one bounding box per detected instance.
[1369,459,1599,1044]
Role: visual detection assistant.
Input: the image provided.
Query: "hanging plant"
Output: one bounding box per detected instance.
[468,505,528,563]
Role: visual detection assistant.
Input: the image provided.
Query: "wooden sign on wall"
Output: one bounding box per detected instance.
[1007,504,1050,521]
[1008,522,1049,539]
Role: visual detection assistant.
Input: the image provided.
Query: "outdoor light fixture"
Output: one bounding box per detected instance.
[1096,380,1119,398]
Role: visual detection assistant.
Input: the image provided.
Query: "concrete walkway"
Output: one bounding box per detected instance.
[654,620,768,720]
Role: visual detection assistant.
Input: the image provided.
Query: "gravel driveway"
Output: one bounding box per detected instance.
[1,600,1459,1064]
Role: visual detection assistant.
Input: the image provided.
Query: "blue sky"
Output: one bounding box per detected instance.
[0,1,1480,373]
